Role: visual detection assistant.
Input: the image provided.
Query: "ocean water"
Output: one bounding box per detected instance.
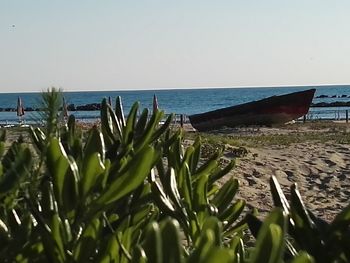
[1,85,350,124]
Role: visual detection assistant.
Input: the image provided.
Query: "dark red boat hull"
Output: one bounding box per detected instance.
[189,89,316,131]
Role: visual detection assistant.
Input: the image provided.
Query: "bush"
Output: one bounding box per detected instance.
[0,89,348,262]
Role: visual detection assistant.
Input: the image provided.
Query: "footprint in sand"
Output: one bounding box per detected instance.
[285,170,294,181]
[320,174,332,184]
[338,173,346,181]
[246,177,256,186]
[304,160,316,166]
[324,159,337,167]
[255,161,265,166]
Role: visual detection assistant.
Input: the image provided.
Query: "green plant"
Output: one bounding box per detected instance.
[0,89,346,262]
[151,134,247,245]
[247,175,350,263]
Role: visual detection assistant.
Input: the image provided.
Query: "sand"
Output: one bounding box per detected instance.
[216,127,350,222]
[4,122,350,222]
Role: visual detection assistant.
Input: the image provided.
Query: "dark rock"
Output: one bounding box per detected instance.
[76,103,101,111]
[67,104,76,111]
[311,101,350,107]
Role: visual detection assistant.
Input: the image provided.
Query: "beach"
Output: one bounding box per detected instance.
[232,141,350,222]
[187,122,350,222]
[3,121,350,222]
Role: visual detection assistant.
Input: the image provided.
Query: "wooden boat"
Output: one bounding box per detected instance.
[189,89,316,131]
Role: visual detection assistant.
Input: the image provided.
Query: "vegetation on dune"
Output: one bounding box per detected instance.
[185,123,350,148]
[0,88,348,262]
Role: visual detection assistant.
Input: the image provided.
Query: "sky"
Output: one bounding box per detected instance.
[1,0,350,92]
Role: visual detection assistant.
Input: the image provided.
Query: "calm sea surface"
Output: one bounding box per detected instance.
[1,85,350,124]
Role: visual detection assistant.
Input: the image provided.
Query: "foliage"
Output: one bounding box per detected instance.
[36,87,65,137]
[0,89,348,262]
[247,175,350,263]
[185,125,350,147]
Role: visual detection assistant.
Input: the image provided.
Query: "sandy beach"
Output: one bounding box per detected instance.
[189,123,350,222]
[4,122,350,222]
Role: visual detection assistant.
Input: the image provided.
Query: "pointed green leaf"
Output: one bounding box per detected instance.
[96,145,158,206]
[249,208,286,263]
[143,222,162,263]
[81,153,105,197]
[160,219,183,263]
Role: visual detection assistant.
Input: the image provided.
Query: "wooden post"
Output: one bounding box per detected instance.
[346,110,348,123]
[180,114,184,128]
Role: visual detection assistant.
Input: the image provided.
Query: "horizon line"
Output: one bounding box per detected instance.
[0,83,349,94]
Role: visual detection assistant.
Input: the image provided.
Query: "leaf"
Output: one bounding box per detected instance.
[0,142,5,159]
[249,208,286,263]
[50,214,66,263]
[0,143,32,195]
[130,245,147,263]
[221,200,246,229]
[131,204,155,229]
[211,178,239,214]
[189,137,201,175]
[123,102,139,145]
[201,247,236,263]
[81,153,105,197]
[230,236,245,262]
[98,234,120,263]
[164,168,184,212]
[115,96,126,127]
[84,127,105,163]
[135,108,149,137]
[0,130,6,142]
[30,126,46,152]
[100,98,117,146]
[142,222,162,263]
[95,145,158,206]
[150,113,173,143]
[178,163,193,210]
[290,252,315,263]
[62,156,80,214]
[290,184,324,256]
[120,227,133,263]
[47,138,69,205]
[208,159,235,186]
[193,173,210,224]
[134,110,163,151]
[192,159,218,183]
[73,218,101,262]
[160,219,183,263]
[331,202,350,232]
[201,217,222,247]
[188,229,214,263]
[270,176,290,214]
[150,171,176,215]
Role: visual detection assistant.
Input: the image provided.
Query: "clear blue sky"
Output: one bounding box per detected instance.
[1,1,350,92]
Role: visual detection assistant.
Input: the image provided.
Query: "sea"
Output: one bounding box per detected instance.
[1,85,350,124]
